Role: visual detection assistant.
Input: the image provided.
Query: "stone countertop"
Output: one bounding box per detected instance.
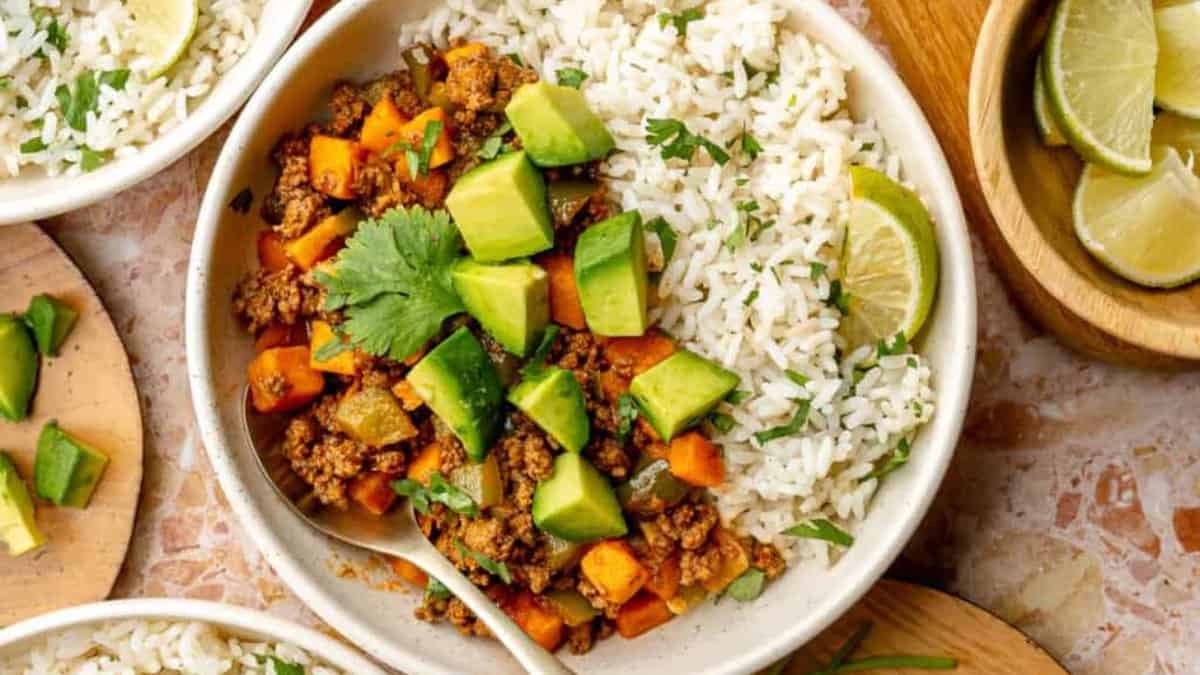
[36,3,1196,673]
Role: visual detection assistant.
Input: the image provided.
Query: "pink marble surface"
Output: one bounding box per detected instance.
[32,3,1197,674]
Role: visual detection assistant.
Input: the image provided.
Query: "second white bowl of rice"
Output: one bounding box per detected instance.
[0,598,387,674]
[186,0,977,673]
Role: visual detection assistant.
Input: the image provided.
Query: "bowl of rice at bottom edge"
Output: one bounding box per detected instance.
[185,1,976,674]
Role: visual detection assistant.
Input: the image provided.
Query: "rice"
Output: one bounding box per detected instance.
[0,0,264,178]
[401,0,936,563]
[0,619,345,675]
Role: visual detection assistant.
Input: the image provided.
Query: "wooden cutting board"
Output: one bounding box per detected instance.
[0,224,143,625]
[785,580,1066,674]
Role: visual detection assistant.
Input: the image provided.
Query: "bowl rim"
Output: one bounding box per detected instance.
[0,598,387,674]
[0,1,314,226]
[969,0,1200,361]
[185,1,977,673]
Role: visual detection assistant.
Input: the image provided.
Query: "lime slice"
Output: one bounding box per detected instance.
[1034,54,1068,147]
[1043,0,1158,175]
[127,0,200,79]
[838,166,939,348]
[1152,112,1200,175]
[1074,147,1200,288]
[1155,2,1200,119]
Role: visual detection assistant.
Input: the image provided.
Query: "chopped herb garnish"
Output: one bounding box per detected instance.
[750,262,764,273]
[784,369,809,387]
[315,206,465,362]
[385,120,442,179]
[724,219,746,252]
[708,412,736,433]
[98,69,131,91]
[258,655,305,675]
[56,72,101,132]
[34,10,69,56]
[616,393,639,441]
[781,518,854,547]
[425,576,452,600]
[229,187,254,214]
[390,471,479,517]
[19,137,46,153]
[753,399,810,444]
[556,67,588,89]
[16,96,28,110]
[706,217,722,231]
[806,621,957,674]
[645,117,730,165]
[476,121,512,160]
[78,145,109,172]
[506,53,525,67]
[907,356,918,369]
[455,539,512,583]
[860,142,876,152]
[864,438,911,481]
[520,325,560,379]
[0,77,10,90]
[787,93,798,107]
[809,262,826,281]
[740,130,763,161]
[725,568,765,602]
[725,389,752,404]
[825,279,851,314]
[876,332,907,357]
[743,288,759,306]
[657,8,704,35]
[646,216,678,265]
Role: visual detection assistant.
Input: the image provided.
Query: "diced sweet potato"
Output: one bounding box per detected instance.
[537,253,586,330]
[603,329,676,374]
[393,158,449,205]
[360,96,410,154]
[257,231,291,272]
[406,441,441,485]
[285,209,359,270]
[615,592,673,639]
[391,380,424,411]
[400,108,454,169]
[668,431,725,487]
[644,553,681,601]
[308,320,357,375]
[701,528,750,593]
[503,591,565,652]
[309,135,366,199]
[348,471,398,515]
[444,42,488,65]
[644,441,670,461]
[598,370,630,403]
[247,346,326,414]
[581,540,648,606]
[390,556,429,588]
[255,323,306,353]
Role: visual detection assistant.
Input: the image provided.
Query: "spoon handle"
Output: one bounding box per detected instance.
[404,550,576,675]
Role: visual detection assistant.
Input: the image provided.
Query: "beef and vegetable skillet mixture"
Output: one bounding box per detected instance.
[233,42,785,654]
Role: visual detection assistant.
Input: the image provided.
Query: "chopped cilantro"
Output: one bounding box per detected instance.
[740,130,763,161]
[646,216,678,265]
[657,8,704,36]
[19,137,46,153]
[16,96,28,110]
[743,288,759,306]
[876,332,908,357]
[860,142,876,152]
[707,412,736,433]
[0,77,9,90]
[556,67,588,89]
[385,120,443,179]
[33,10,69,57]
[705,217,722,231]
[229,187,254,214]
[426,576,452,601]
[735,177,750,186]
[808,621,957,673]
[784,369,809,387]
[56,72,100,132]
[787,93,797,107]
[864,438,911,481]
[616,393,639,441]
[724,219,745,251]
[78,145,109,172]
[455,539,512,583]
[390,471,479,517]
[476,121,512,160]
[809,262,826,281]
[257,655,305,675]
[750,262,764,273]
[781,518,853,547]
[725,389,752,404]
[506,53,525,67]
[520,325,560,379]
[825,279,851,314]
[907,356,918,369]
[726,568,765,602]
[753,399,810,444]
[315,206,465,361]
[98,69,131,91]
[645,117,730,165]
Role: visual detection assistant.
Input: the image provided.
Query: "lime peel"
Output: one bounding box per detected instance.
[1154,2,1200,120]
[127,0,200,79]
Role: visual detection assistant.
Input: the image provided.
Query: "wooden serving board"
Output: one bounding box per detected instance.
[0,224,143,625]
[785,580,1066,674]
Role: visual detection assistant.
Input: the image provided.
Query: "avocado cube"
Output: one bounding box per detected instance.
[532,453,626,543]
[573,211,649,337]
[452,260,550,356]
[505,82,615,167]
[34,421,110,508]
[508,367,590,453]
[0,451,45,556]
[445,151,553,262]
[406,328,504,461]
[630,350,740,441]
[23,294,78,357]
[0,314,38,422]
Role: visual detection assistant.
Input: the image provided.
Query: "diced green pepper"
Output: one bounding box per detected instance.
[335,388,418,447]
[448,453,504,509]
[615,457,690,516]
[545,589,599,627]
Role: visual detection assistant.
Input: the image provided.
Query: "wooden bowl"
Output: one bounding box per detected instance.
[970,0,1200,365]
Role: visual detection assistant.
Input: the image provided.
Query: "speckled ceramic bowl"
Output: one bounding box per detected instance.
[186,1,977,673]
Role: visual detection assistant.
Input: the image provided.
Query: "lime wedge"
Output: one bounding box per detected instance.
[127,0,200,79]
[1043,0,1158,175]
[1155,2,1200,119]
[1152,112,1200,175]
[1074,147,1200,288]
[1034,54,1068,147]
[838,166,939,348]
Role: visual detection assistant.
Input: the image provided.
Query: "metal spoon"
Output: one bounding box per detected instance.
[241,389,573,675]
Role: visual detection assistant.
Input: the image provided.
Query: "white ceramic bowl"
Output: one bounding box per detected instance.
[0,1,313,226]
[0,598,386,674]
[186,1,977,673]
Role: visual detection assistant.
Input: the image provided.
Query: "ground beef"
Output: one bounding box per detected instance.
[233,266,322,333]
[567,622,595,655]
[328,81,369,135]
[656,502,719,551]
[752,541,787,580]
[577,577,618,619]
[680,542,723,587]
[445,597,490,638]
[461,517,514,562]
[262,130,331,238]
[445,55,499,112]
[499,415,554,481]
[281,412,368,509]
[586,436,633,479]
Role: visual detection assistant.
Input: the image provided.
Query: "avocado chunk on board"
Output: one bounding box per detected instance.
[35,420,110,508]
[508,367,590,453]
[0,451,46,556]
[445,151,553,262]
[407,327,504,461]
[630,350,740,441]
[505,81,615,167]
[0,314,38,422]
[573,211,649,337]
[452,260,550,356]
[532,453,626,543]
[23,294,78,357]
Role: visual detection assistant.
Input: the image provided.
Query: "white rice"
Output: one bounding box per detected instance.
[0,619,345,675]
[401,0,936,563]
[0,0,263,178]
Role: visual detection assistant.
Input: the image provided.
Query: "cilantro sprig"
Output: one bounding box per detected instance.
[864,438,911,481]
[616,393,639,441]
[315,206,465,362]
[556,67,588,89]
[646,216,678,266]
[646,118,730,165]
[386,120,443,180]
[657,8,704,36]
[781,518,854,547]
[454,539,512,583]
[753,399,810,445]
[390,472,479,517]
